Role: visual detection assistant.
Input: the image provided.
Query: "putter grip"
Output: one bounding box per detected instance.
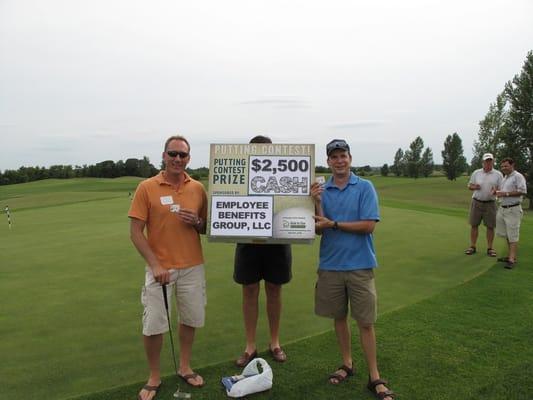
[162,284,169,309]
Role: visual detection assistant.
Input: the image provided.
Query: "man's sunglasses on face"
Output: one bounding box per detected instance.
[166,150,189,159]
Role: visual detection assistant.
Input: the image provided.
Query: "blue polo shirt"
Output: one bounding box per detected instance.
[319,173,380,271]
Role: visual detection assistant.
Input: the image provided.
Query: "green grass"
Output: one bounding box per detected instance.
[0,176,530,400]
[73,253,533,400]
[0,177,142,211]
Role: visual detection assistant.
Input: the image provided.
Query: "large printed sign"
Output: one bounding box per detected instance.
[208,143,316,243]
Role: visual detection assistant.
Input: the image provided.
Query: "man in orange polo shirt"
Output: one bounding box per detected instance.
[129,135,207,400]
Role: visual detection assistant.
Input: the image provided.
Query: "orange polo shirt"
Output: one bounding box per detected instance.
[128,171,207,269]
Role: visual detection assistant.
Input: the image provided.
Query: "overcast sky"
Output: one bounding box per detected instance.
[1,0,532,170]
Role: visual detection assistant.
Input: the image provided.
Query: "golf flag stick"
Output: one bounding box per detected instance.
[4,206,11,230]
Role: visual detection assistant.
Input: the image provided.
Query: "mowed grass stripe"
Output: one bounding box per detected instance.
[0,177,141,212]
[0,189,496,400]
[71,221,533,400]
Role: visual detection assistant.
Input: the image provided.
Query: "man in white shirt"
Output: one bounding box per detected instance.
[494,157,527,269]
[465,153,503,257]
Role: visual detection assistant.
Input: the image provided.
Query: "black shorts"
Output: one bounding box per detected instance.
[233,243,292,285]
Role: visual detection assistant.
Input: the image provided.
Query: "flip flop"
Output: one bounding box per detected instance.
[138,383,161,400]
[178,372,204,388]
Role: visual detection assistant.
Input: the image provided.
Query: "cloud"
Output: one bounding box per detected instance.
[35,144,74,152]
[239,96,310,109]
[330,120,386,129]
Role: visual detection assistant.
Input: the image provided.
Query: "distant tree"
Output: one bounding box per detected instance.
[442,132,467,180]
[1,170,20,184]
[315,165,331,173]
[391,148,404,176]
[186,167,209,180]
[472,91,509,168]
[139,156,155,178]
[353,165,372,176]
[125,158,140,176]
[420,147,434,177]
[380,163,389,176]
[49,165,74,179]
[115,160,126,177]
[96,160,117,178]
[406,136,424,178]
[0,155,158,185]
[504,50,533,208]
[73,165,84,177]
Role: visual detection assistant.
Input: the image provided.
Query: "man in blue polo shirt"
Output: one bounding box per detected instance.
[311,139,395,400]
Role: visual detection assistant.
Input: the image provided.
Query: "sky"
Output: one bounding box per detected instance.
[1,0,532,171]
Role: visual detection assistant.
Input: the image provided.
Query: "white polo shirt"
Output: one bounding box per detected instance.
[468,168,503,201]
[499,170,527,206]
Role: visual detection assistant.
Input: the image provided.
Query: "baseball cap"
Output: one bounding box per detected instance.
[482,153,494,161]
[326,139,350,156]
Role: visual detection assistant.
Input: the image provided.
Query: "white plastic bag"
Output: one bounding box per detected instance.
[222,358,273,398]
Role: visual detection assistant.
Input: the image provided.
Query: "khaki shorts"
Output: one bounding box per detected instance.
[314,269,377,324]
[141,265,206,336]
[469,199,497,228]
[496,206,523,243]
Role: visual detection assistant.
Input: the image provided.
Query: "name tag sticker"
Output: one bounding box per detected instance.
[160,196,174,205]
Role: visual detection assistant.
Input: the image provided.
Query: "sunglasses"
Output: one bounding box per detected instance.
[166,150,189,158]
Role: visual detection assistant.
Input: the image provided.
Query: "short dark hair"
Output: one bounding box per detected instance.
[164,135,190,152]
[250,135,272,144]
[501,157,515,165]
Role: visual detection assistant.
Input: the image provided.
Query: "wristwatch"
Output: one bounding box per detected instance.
[332,221,338,230]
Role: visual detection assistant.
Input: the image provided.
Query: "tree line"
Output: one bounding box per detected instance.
[0,157,159,185]
[384,50,532,191]
[387,136,435,178]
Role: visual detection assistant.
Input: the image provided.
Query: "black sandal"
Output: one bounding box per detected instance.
[505,260,517,269]
[328,364,354,384]
[464,246,476,255]
[487,248,497,257]
[367,377,396,400]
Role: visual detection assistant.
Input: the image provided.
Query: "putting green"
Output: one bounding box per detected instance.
[0,177,511,399]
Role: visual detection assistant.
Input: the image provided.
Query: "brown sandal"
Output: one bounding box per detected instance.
[269,346,287,362]
[235,350,257,367]
[487,248,497,257]
[329,364,354,384]
[367,377,395,400]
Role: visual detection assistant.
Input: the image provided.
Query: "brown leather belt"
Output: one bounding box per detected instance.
[501,203,520,209]
[473,198,494,203]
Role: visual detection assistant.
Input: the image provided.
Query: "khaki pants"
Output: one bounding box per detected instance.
[315,269,377,324]
[141,265,206,336]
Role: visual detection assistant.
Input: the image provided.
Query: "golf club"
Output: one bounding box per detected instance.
[162,284,191,399]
